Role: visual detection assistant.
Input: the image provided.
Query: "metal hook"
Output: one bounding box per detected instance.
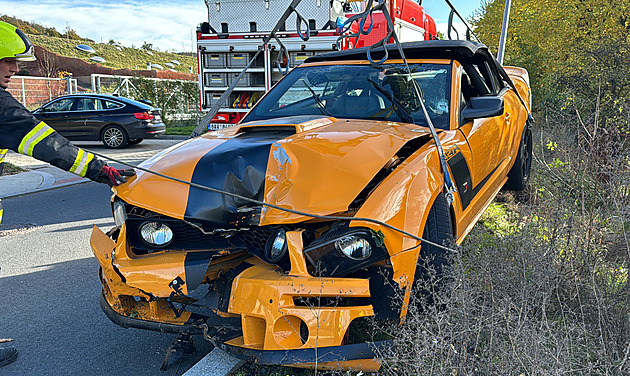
[357,8,375,36]
[365,0,394,66]
[334,0,378,49]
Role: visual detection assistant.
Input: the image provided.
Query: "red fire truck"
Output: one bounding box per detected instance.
[196,0,437,128]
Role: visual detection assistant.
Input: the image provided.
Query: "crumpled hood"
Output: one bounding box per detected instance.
[115,116,430,225]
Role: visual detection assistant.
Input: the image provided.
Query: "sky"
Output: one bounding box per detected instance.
[0,0,484,52]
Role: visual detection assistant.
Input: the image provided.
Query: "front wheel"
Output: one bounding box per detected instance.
[413,192,454,306]
[504,126,532,191]
[101,125,129,149]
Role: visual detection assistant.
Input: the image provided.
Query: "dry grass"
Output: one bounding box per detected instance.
[1,162,26,176]
[371,100,630,375]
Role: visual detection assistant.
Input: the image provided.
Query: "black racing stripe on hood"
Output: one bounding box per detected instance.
[184,130,295,225]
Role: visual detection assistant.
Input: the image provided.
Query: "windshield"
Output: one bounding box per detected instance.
[243,62,451,128]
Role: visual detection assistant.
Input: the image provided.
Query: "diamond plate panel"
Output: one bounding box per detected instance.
[208,0,332,32]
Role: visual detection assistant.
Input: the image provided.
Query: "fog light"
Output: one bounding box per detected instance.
[335,235,371,260]
[265,229,287,263]
[139,221,173,246]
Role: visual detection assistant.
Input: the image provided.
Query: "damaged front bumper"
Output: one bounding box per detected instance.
[91,225,390,371]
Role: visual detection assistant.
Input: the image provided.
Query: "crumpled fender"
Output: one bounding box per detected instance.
[350,142,446,304]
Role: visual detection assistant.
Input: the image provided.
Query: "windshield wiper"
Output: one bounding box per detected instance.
[367,78,414,124]
[300,79,332,117]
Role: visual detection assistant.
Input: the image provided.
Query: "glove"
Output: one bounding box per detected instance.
[96,165,136,187]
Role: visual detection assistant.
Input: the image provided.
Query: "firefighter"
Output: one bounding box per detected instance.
[0,21,134,367]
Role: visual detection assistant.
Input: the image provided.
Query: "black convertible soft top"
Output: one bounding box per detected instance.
[305,40,493,64]
[306,39,533,121]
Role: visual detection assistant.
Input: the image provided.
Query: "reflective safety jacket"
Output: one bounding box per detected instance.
[0,87,105,224]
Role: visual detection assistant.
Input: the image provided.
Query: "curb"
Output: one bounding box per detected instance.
[158,135,188,140]
[0,175,90,199]
[183,348,244,376]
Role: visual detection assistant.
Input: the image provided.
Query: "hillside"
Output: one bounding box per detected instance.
[28,34,197,75]
[1,14,197,74]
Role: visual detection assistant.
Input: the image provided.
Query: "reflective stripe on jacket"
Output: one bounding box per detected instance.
[0,148,6,176]
[0,88,104,180]
[0,88,105,225]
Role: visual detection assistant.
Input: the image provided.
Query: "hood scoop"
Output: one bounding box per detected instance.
[236,125,297,135]
[238,115,336,134]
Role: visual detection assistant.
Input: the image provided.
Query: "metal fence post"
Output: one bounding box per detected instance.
[21,77,26,105]
[66,75,73,95]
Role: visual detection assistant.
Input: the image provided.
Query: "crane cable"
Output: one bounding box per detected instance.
[336,0,457,205]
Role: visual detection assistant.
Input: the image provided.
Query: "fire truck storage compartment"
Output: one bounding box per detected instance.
[290,51,314,66]
[203,52,227,68]
[204,72,228,87]
[227,72,265,87]
[228,52,264,68]
[205,91,237,109]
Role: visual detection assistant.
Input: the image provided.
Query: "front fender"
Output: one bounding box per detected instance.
[350,147,444,292]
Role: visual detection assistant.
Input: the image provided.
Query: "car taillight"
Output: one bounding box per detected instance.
[134,112,154,120]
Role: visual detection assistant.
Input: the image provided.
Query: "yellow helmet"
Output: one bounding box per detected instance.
[0,21,36,61]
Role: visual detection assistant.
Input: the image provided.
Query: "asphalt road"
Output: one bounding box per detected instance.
[0,139,214,376]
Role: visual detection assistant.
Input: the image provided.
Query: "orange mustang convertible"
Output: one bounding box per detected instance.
[91,40,532,371]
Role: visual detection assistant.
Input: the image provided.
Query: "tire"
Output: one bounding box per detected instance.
[128,138,144,145]
[101,125,129,149]
[414,192,454,306]
[504,126,532,191]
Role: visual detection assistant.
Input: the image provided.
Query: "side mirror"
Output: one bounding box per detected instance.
[462,96,504,121]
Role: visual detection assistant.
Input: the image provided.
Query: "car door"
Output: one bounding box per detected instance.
[70,97,101,139]
[452,61,507,224]
[33,97,76,136]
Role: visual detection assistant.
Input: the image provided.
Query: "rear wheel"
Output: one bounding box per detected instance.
[102,125,128,148]
[128,138,144,145]
[504,126,532,191]
[413,192,454,307]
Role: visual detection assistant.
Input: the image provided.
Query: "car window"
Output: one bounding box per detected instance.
[461,64,492,102]
[245,62,451,129]
[43,98,74,112]
[102,99,124,110]
[75,98,98,111]
[466,61,504,95]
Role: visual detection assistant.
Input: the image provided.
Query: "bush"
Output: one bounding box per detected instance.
[373,102,630,375]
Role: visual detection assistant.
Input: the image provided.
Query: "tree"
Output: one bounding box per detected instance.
[472,0,630,111]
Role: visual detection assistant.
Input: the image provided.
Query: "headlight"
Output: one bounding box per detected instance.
[265,229,288,263]
[139,221,173,246]
[335,235,372,260]
[303,228,387,277]
[113,199,127,227]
